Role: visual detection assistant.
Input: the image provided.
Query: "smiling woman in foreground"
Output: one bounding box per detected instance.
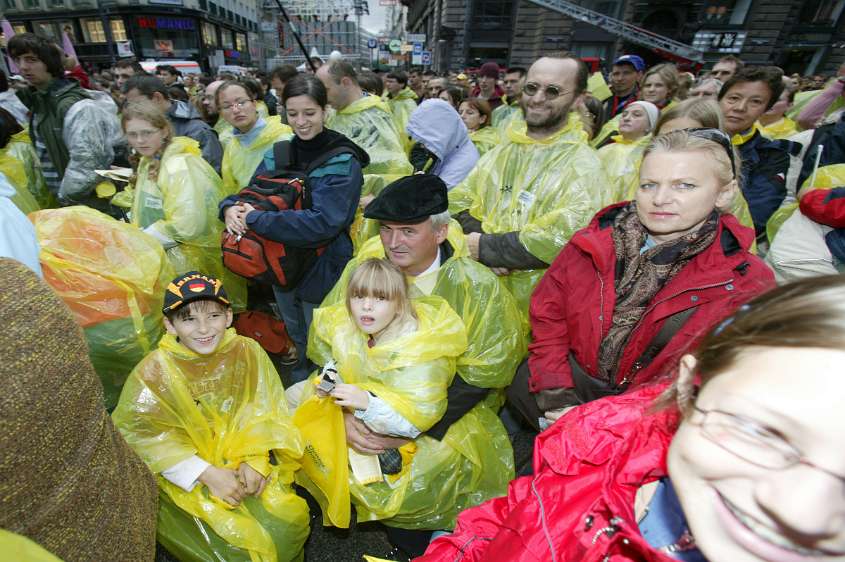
[421,273,845,561]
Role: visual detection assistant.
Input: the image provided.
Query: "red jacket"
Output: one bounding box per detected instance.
[528,203,775,393]
[418,385,681,561]
[800,187,845,227]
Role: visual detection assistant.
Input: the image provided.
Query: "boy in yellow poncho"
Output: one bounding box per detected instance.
[113,272,310,562]
[295,258,511,537]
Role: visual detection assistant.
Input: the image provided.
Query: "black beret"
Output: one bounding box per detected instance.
[363,173,448,224]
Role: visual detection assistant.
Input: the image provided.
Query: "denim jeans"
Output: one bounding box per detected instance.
[272,286,318,384]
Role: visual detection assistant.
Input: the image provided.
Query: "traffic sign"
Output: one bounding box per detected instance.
[413,42,422,55]
[367,38,377,49]
[388,39,402,53]
[421,51,432,65]
[407,33,426,43]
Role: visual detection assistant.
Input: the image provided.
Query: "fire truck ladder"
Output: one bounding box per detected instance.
[525,0,704,63]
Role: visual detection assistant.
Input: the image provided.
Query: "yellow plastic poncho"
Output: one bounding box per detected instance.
[0,147,38,214]
[598,134,652,203]
[786,83,845,123]
[327,95,413,180]
[449,113,611,315]
[130,136,246,311]
[491,97,521,130]
[215,118,235,148]
[759,117,799,140]
[2,129,53,211]
[322,221,527,391]
[385,87,418,150]
[0,529,64,562]
[113,329,309,562]
[31,206,174,408]
[469,126,502,157]
[221,116,293,195]
[767,163,845,243]
[592,99,678,148]
[305,297,513,530]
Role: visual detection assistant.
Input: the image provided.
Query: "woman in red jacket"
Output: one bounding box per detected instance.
[420,274,845,561]
[507,128,775,431]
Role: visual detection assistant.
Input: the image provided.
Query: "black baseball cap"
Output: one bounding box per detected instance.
[162,271,230,314]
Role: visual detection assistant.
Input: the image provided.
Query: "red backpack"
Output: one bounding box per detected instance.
[221,141,349,289]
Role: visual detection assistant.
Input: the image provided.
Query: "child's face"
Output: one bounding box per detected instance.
[164,300,233,355]
[349,294,398,336]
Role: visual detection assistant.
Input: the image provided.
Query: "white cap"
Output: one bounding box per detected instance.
[627,100,660,132]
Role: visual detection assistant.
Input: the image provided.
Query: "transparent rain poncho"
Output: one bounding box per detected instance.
[113,329,309,562]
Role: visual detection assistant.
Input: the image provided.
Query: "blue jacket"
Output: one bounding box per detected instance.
[736,130,799,237]
[221,151,365,303]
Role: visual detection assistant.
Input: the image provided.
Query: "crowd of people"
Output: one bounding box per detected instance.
[2,29,845,562]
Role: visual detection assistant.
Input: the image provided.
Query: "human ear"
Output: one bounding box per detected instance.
[715,179,738,211]
[225,309,234,328]
[163,316,178,336]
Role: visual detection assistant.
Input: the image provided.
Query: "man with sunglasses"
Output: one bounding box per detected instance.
[450,54,611,318]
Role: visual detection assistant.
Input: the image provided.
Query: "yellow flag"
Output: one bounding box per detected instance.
[588,71,613,102]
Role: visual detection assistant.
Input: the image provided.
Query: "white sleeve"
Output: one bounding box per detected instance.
[143,224,179,249]
[355,395,421,439]
[161,455,211,492]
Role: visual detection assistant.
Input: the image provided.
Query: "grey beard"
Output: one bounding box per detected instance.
[525,107,571,136]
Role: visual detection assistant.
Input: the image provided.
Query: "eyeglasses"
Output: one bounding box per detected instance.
[692,404,845,484]
[126,129,161,140]
[685,127,737,179]
[220,99,253,112]
[522,82,571,99]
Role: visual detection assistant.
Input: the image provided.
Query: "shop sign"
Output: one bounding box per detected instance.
[117,41,133,57]
[137,17,196,31]
[149,0,183,5]
[224,49,241,58]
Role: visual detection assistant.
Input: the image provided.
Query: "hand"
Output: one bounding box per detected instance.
[343,412,410,454]
[331,383,370,410]
[544,405,577,423]
[198,465,245,506]
[237,463,268,497]
[359,194,376,209]
[224,204,248,236]
[490,267,510,276]
[466,232,481,261]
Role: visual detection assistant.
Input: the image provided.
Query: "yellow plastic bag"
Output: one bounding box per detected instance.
[32,206,174,408]
[113,330,309,562]
[588,71,613,102]
[293,394,351,528]
[0,529,64,562]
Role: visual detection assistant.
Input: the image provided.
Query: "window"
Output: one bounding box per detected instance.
[23,0,39,8]
[50,0,64,6]
[235,32,246,52]
[81,18,105,43]
[13,24,26,34]
[471,0,513,31]
[221,29,233,49]
[800,0,845,25]
[110,19,127,41]
[33,21,57,38]
[202,21,217,46]
[2,0,17,8]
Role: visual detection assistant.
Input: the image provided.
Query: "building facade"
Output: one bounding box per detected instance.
[2,0,262,71]
[402,0,845,75]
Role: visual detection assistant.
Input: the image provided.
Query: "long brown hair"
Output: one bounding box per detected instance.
[662,275,845,416]
[121,99,173,183]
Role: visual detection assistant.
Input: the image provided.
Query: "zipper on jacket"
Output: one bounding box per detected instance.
[618,278,734,385]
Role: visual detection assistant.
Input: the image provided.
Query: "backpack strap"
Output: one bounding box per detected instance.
[304,147,356,175]
[272,140,293,171]
[630,306,697,374]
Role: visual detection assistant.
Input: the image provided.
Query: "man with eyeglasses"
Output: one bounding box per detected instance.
[450,53,611,318]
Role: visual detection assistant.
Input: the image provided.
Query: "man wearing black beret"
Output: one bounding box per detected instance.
[314,173,526,557]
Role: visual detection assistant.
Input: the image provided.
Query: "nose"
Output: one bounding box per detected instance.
[387,230,402,248]
[756,467,845,540]
[733,98,748,112]
[362,296,374,310]
[651,184,673,206]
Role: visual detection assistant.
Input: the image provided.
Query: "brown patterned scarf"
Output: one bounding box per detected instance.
[597,203,719,380]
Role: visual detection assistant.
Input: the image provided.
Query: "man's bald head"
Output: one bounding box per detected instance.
[203,79,225,114]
